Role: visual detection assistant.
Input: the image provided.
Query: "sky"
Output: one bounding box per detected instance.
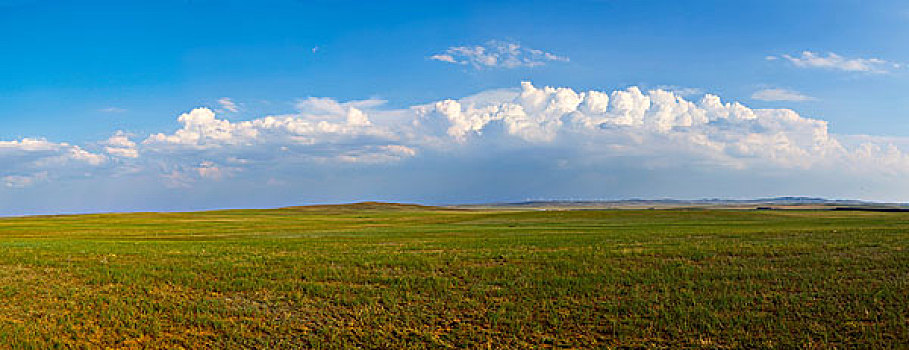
[1,0,909,215]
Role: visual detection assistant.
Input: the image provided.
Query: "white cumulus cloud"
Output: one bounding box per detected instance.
[0,138,106,188]
[139,99,414,185]
[103,131,139,158]
[0,138,105,166]
[416,82,906,173]
[143,103,391,149]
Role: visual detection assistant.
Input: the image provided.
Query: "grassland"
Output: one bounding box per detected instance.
[0,203,905,348]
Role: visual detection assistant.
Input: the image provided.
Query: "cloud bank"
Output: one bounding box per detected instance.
[415,82,906,174]
[2,82,909,213]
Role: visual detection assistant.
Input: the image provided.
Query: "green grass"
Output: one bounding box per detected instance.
[0,205,905,348]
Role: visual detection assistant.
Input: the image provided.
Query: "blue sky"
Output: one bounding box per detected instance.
[1,0,909,215]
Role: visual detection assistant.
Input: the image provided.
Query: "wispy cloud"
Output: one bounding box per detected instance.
[768,51,900,73]
[218,98,239,113]
[653,85,704,97]
[751,88,814,102]
[3,171,47,189]
[430,40,569,69]
[99,107,127,113]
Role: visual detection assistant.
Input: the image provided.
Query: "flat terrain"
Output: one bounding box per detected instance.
[0,204,906,348]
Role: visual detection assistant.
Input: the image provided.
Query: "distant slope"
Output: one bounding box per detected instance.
[460,197,908,210]
[282,201,442,211]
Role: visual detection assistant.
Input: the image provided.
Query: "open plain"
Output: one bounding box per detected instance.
[0,203,906,348]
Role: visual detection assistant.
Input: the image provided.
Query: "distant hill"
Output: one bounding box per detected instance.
[458,197,908,210]
[281,198,909,212]
[282,201,440,211]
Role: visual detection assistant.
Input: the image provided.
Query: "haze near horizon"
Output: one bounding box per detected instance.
[2,0,909,215]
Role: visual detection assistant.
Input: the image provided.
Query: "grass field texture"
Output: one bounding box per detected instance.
[0,203,905,348]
